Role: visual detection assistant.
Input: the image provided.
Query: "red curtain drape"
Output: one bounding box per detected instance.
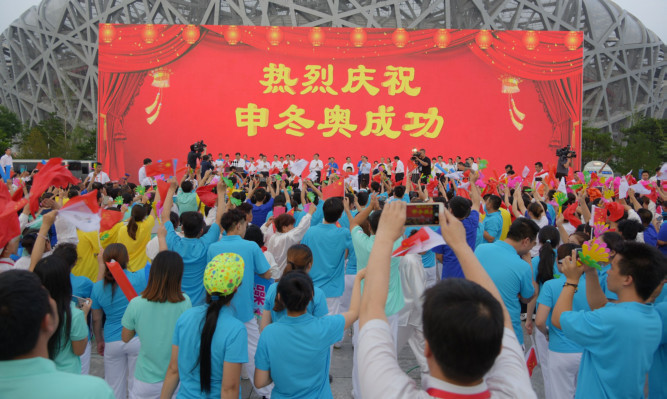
[98,25,206,179]
[533,76,583,158]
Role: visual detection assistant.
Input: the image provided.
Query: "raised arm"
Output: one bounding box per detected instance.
[577,191,591,224]
[350,193,377,231]
[29,210,57,272]
[552,250,583,329]
[359,201,405,328]
[161,177,179,223]
[216,178,227,226]
[439,208,513,329]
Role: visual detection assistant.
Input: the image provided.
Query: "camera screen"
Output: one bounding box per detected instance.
[405,204,440,226]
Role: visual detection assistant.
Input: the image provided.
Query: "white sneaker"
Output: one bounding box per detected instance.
[520,313,527,321]
[333,341,342,349]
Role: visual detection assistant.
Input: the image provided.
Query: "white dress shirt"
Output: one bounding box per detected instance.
[88,171,110,184]
[309,159,323,172]
[343,162,355,173]
[394,160,405,174]
[0,154,13,170]
[265,213,312,279]
[138,165,154,186]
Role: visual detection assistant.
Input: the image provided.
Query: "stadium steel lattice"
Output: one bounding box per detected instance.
[0,0,664,137]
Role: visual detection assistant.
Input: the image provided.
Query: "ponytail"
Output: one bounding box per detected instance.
[273,271,313,313]
[536,226,560,285]
[102,244,130,299]
[127,204,147,240]
[198,293,234,394]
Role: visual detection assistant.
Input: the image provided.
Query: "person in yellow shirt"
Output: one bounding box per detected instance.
[117,202,155,272]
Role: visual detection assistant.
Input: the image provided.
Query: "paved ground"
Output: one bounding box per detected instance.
[89,321,545,398]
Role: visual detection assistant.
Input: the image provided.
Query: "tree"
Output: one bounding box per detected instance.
[612,116,666,175]
[581,125,613,166]
[0,106,22,150]
[17,113,96,160]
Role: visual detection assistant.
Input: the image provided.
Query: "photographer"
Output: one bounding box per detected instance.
[186,141,206,170]
[556,145,575,179]
[412,149,431,184]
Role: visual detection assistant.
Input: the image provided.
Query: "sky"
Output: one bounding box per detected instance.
[0,0,664,42]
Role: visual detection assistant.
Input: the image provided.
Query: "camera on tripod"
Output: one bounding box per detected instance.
[556,145,576,159]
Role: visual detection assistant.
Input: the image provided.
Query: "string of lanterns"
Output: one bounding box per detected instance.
[99,24,583,51]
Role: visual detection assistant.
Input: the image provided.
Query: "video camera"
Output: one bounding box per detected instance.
[410,148,420,162]
[191,140,206,153]
[556,145,576,159]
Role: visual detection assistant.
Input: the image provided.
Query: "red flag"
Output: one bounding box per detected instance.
[563,202,582,228]
[145,159,176,177]
[196,184,217,207]
[372,173,382,183]
[0,181,9,205]
[322,180,345,199]
[456,187,470,199]
[525,346,538,377]
[62,190,100,214]
[391,227,445,257]
[29,158,79,215]
[156,180,170,204]
[426,179,439,197]
[269,166,280,175]
[286,207,295,216]
[106,261,138,301]
[11,182,24,202]
[100,209,123,232]
[0,198,28,250]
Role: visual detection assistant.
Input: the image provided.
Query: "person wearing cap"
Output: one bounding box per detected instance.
[207,209,272,397]
[161,253,248,399]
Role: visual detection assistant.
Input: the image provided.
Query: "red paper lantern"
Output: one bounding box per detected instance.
[392,28,409,48]
[99,24,116,44]
[476,30,492,50]
[564,31,583,50]
[350,28,367,47]
[224,25,240,45]
[183,25,200,45]
[309,27,325,46]
[143,24,157,44]
[267,26,283,46]
[433,29,451,48]
[523,30,539,50]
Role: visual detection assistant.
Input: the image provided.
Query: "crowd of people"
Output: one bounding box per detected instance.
[0,148,665,399]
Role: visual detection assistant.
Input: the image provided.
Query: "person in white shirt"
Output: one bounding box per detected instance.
[86,162,110,184]
[309,153,323,183]
[137,158,155,187]
[257,154,270,176]
[393,156,405,183]
[357,202,536,399]
[359,156,371,188]
[213,153,225,170]
[344,166,359,192]
[230,152,246,173]
[533,162,549,185]
[343,157,355,174]
[271,155,283,172]
[0,148,13,181]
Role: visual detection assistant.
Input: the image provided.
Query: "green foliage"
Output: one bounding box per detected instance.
[0,106,22,150]
[17,113,96,160]
[612,116,666,174]
[581,125,613,166]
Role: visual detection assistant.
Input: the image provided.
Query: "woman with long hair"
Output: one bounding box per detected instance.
[121,250,191,398]
[91,243,148,399]
[535,243,588,399]
[33,255,91,374]
[254,270,364,398]
[117,201,155,272]
[526,225,561,399]
[259,244,328,332]
[161,253,247,399]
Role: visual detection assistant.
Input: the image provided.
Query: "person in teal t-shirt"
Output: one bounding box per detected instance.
[206,208,272,397]
[552,242,664,399]
[33,254,91,374]
[475,217,539,346]
[477,195,503,246]
[260,244,329,331]
[254,271,364,398]
[162,176,227,306]
[0,270,114,399]
[91,243,147,399]
[162,252,248,399]
[121,251,191,398]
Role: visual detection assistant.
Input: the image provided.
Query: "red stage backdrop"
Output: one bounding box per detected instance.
[98,25,583,181]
